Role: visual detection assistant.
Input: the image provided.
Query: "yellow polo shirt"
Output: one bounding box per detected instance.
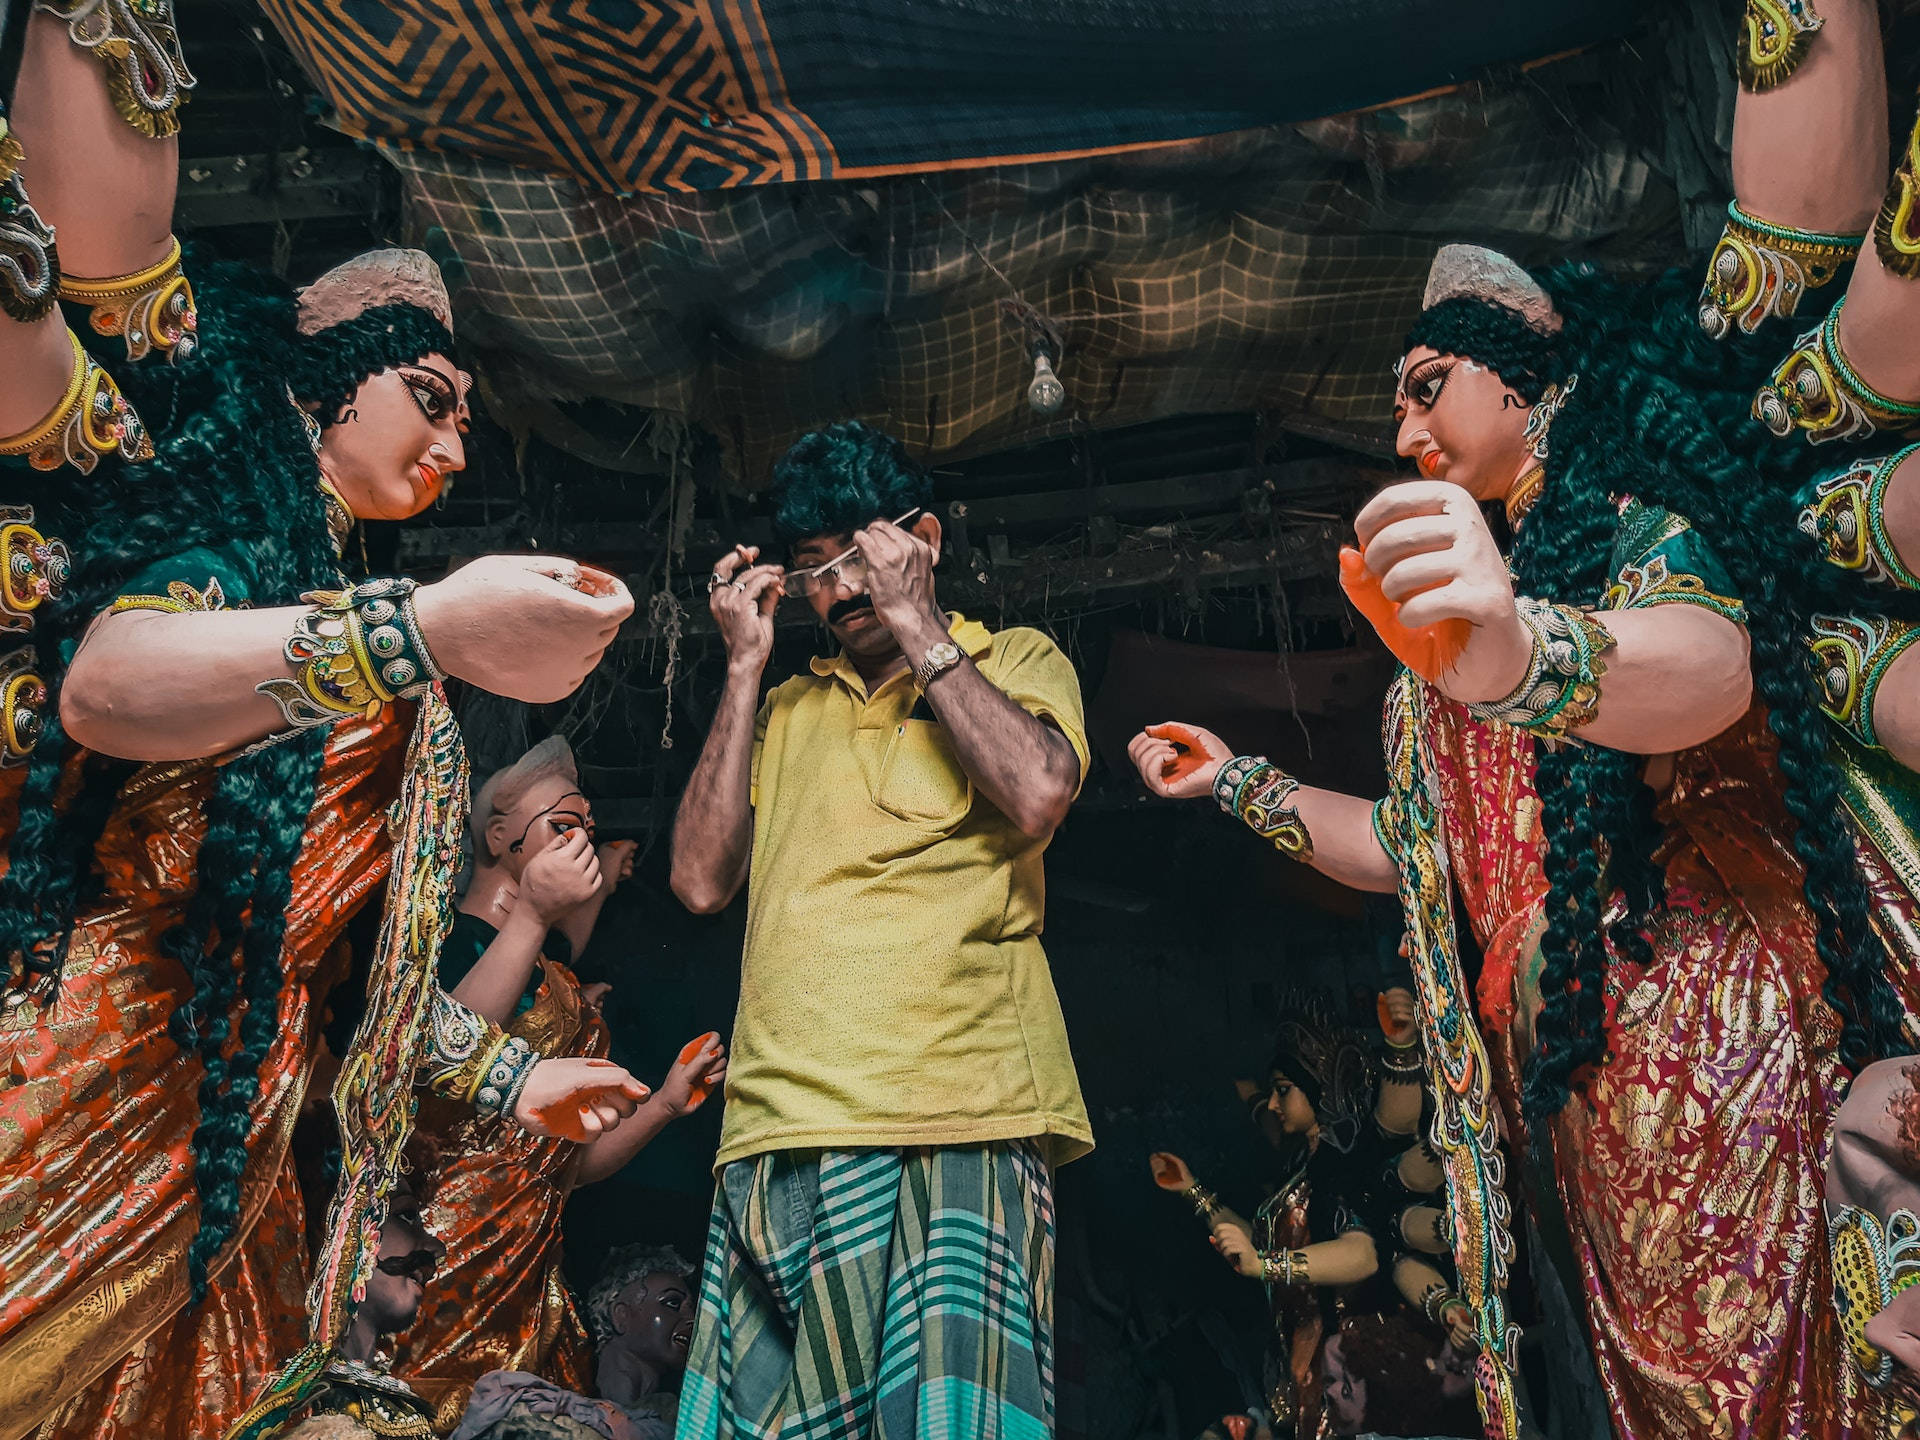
[715,614,1094,1170]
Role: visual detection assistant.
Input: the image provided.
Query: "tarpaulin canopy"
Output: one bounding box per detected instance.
[258,0,1646,195]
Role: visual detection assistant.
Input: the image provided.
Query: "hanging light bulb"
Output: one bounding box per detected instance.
[1027,350,1065,415]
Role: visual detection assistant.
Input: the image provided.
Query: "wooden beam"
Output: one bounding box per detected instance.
[175,149,383,229]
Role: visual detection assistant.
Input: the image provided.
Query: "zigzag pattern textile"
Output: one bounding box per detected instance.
[256,0,1637,196]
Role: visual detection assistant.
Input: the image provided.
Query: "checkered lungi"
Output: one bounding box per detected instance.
[675,1142,1056,1440]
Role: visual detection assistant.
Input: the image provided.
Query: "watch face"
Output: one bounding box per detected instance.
[929,642,962,665]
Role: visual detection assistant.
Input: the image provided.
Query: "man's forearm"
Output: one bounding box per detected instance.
[670,666,759,913]
[895,614,1078,838]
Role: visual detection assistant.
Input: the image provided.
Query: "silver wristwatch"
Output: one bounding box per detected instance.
[915,639,963,690]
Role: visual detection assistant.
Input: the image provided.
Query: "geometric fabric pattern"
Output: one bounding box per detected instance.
[678,1142,1055,1440]
[257,0,1639,196]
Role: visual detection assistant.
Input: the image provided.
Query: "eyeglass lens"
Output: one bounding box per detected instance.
[779,508,923,599]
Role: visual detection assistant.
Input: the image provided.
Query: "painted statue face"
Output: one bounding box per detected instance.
[317,354,472,521]
[608,1270,695,1376]
[1392,344,1533,504]
[1267,1070,1318,1135]
[789,514,943,664]
[1322,1334,1368,1434]
[361,1175,444,1339]
[485,773,595,881]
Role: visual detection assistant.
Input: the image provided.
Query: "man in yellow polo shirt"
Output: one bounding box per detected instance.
[669,420,1091,1438]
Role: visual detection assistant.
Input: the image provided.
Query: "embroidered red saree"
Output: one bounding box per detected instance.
[1423,698,1851,1439]
[395,956,606,1430]
[0,714,404,1440]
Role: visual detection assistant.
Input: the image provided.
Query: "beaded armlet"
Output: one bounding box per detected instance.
[0,330,152,474]
[1213,755,1312,861]
[1465,598,1615,746]
[1810,614,1920,750]
[1739,0,1824,92]
[34,0,196,139]
[1801,446,1920,590]
[1699,202,1859,338]
[1756,299,1920,446]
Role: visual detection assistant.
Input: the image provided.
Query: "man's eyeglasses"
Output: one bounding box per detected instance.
[781,509,924,599]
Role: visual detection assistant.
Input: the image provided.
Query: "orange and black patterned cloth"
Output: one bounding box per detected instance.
[256,0,1640,196]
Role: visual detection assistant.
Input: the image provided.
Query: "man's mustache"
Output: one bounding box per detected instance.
[827,594,874,625]
[377,1250,438,1284]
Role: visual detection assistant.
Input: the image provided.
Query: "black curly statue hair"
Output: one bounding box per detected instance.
[0,255,454,1300]
[1406,263,1915,1126]
[770,419,934,548]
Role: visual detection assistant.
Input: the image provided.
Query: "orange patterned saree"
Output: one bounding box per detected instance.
[0,713,404,1440]
[396,955,606,1430]
[1423,698,1852,1439]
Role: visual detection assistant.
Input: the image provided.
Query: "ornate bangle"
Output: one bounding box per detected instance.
[1756,299,1920,446]
[1381,1042,1424,1079]
[33,0,196,140]
[1,645,48,766]
[1809,613,1920,750]
[255,577,445,735]
[1,508,71,635]
[1182,1180,1223,1222]
[1698,202,1861,339]
[1465,597,1615,745]
[0,330,153,474]
[1212,755,1313,861]
[1799,446,1920,590]
[1422,1281,1469,1329]
[1738,0,1824,93]
[1876,98,1920,281]
[0,125,59,325]
[1260,1249,1307,1287]
[475,1035,539,1123]
[59,234,198,364]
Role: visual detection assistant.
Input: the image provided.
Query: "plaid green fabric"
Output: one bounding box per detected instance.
[676,1143,1055,1440]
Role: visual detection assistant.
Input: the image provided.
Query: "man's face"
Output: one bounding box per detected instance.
[487,774,595,882]
[608,1270,695,1376]
[788,513,942,662]
[362,1177,444,1339]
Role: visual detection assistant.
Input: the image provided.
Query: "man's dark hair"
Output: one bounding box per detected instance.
[771,420,933,547]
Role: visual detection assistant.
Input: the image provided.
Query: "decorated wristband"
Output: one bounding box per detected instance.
[1465,597,1615,745]
[1182,1180,1223,1222]
[1799,446,1920,590]
[1699,201,1861,339]
[473,1035,539,1123]
[60,234,198,364]
[0,330,153,474]
[255,577,444,734]
[1739,0,1824,93]
[1809,613,1920,750]
[1260,1249,1308,1287]
[1213,755,1313,861]
[1756,299,1920,446]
